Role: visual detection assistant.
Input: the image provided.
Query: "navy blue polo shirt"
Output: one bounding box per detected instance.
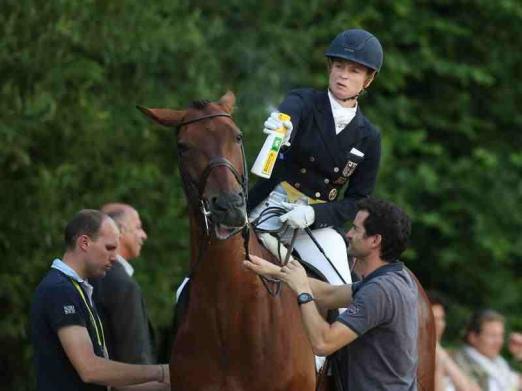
[31,265,107,391]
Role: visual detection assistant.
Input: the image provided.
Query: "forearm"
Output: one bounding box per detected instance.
[81,356,163,387]
[309,278,352,309]
[299,300,336,356]
[438,346,478,391]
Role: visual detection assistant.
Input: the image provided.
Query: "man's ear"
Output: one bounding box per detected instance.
[77,235,90,251]
[371,233,382,249]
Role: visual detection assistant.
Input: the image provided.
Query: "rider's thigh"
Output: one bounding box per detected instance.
[293,228,351,285]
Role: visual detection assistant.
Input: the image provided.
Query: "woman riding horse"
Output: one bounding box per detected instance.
[139,91,435,391]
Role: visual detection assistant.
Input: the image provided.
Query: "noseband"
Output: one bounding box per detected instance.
[177,112,249,239]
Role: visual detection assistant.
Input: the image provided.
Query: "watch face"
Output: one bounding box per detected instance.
[297,293,314,305]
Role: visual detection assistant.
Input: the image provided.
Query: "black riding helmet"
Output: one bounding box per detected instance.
[325,29,383,72]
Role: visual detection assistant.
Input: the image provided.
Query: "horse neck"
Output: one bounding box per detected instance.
[188,214,246,277]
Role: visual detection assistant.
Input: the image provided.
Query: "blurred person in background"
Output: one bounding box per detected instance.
[428,292,480,391]
[92,203,156,365]
[452,309,522,391]
[509,332,522,362]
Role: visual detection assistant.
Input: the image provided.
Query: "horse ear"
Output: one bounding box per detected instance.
[136,106,186,127]
[217,91,236,114]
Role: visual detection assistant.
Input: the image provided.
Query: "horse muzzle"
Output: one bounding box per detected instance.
[207,191,247,239]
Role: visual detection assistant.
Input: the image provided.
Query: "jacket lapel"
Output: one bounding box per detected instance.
[313,91,344,166]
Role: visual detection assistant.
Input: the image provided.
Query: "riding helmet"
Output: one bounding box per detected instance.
[325,29,383,72]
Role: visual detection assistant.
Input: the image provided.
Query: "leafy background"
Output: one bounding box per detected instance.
[1,1,520,388]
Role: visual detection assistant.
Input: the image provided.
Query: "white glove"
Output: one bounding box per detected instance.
[263,112,293,146]
[280,202,315,229]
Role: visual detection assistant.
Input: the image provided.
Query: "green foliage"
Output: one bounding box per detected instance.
[1,0,521,388]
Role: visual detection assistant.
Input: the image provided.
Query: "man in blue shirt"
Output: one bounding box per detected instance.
[30,209,169,390]
[244,198,418,391]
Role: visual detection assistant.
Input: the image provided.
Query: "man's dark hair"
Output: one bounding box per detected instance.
[357,197,411,262]
[64,209,106,250]
[464,309,505,343]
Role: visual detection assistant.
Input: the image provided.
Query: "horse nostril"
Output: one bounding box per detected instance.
[212,196,228,212]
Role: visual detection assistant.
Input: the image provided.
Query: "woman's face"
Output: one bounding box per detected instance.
[432,304,446,342]
[328,59,374,104]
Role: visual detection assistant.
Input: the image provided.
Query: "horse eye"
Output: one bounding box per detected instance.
[235,134,243,143]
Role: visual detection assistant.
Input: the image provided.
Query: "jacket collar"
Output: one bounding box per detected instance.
[314,91,365,166]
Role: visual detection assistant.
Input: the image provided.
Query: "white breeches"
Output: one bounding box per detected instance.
[249,185,351,285]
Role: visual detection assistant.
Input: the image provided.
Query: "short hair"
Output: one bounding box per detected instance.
[100,203,131,230]
[356,197,411,262]
[64,209,107,249]
[464,309,505,342]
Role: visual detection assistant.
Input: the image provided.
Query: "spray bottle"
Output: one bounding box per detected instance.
[251,113,291,179]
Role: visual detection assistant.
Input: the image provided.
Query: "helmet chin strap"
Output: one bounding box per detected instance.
[329,88,364,103]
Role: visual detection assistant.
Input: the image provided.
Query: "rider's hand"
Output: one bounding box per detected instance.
[280,202,315,229]
[263,112,293,146]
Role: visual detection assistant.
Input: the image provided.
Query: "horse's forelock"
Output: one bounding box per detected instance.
[190,100,211,110]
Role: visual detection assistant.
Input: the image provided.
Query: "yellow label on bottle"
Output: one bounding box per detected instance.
[262,151,278,175]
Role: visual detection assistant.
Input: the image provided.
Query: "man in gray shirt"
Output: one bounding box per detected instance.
[244,197,418,391]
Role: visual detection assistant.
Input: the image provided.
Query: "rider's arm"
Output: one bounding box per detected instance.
[309,278,352,309]
[58,325,168,388]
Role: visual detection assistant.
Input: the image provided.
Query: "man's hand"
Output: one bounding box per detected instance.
[280,202,315,229]
[244,256,311,295]
[279,259,311,294]
[243,254,283,279]
[263,112,293,146]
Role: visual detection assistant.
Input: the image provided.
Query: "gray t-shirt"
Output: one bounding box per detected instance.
[336,264,418,391]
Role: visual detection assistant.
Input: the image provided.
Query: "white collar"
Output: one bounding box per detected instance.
[117,255,134,277]
[51,258,94,304]
[328,89,358,113]
[327,90,358,135]
[51,258,84,282]
[464,346,518,390]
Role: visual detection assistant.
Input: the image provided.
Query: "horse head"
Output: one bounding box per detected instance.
[138,91,248,240]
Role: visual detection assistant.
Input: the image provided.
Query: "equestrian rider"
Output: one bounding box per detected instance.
[248,28,383,285]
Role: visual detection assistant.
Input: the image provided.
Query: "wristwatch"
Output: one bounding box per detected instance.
[297,292,314,305]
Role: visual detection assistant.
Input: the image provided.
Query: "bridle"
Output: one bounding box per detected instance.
[176,111,251,276]
[177,111,249,238]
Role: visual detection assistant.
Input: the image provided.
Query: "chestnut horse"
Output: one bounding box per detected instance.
[139,91,316,391]
[139,91,435,391]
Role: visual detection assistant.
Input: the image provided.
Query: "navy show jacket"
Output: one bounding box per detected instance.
[248,88,381,228]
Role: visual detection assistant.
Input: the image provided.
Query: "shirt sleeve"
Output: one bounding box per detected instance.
[44,283,87,332]
[336,281,391,336]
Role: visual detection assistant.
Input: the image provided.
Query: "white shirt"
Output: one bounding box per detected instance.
[116,255,134,277]
[328,90,357,135]
[465,346,519,391]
